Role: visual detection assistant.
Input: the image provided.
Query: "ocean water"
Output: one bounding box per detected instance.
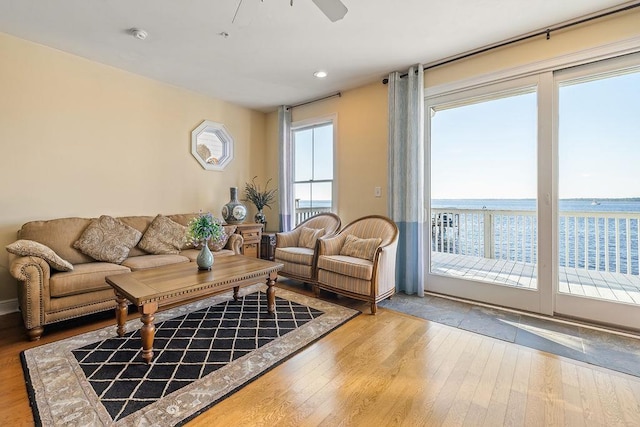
[432,198,640,213]
[296,200,332,208]
[431,199,640,275]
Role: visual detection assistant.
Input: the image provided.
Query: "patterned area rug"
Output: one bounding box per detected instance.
[21,285,359,426]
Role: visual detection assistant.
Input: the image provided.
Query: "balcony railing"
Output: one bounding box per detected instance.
[432,208,640,275]
[294,207,332,226]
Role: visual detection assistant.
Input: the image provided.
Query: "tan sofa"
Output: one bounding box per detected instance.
[7,213,242,341]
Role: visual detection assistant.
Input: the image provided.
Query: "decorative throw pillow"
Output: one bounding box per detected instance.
[339,234,382,261]
[210,225,237,251]
[138,214,187,255]
[298,227,325,249]
[6,239,74,271]
[73,215,142,264]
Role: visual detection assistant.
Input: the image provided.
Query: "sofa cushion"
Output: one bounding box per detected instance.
[298,227,325,249]
[138,214,188,255]
[49,262,130,298]
[279,261,313,279]
[339,235,382,261]
[275,247,314,265]
[121,254,190,271]
[166,213,199,227]
[118,215,154,235]
[318,269,371,296]
[6,239,74,272]
[118,215,154,257]
[318,255,374,281]
[18,217,95,265]
[73,215,143,264]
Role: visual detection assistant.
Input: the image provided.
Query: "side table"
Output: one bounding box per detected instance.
[261,232,276,261]
[234,223,263,258]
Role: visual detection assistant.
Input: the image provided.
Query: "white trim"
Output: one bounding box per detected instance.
[0,298,19,315]
[427,75,539,108]
[425,35,640,98]
[537,71,555,316]
[291,113,336,130]
[289,114,338,222]
[552,52,640,329]
[556,293,640,332]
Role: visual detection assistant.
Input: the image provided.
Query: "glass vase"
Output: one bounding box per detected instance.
[197,241,214,271]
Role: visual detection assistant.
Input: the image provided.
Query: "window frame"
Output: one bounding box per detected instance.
[425,74,549,314]
[290,114,337,226]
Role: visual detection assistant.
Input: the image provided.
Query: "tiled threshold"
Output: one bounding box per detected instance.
[379,292,640,378]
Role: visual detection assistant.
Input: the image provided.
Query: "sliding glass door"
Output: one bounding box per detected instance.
[426,77,546,313]
[554,54,640,330]
[426,52,640,328]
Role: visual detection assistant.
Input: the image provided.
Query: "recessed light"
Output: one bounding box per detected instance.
[313,70,328,78]
[130,28,148,40]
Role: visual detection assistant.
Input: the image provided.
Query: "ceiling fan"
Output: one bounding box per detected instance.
[234,0,348,23]
[309,0,348,22]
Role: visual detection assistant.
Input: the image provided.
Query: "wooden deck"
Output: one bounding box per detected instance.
[431,252,640,305]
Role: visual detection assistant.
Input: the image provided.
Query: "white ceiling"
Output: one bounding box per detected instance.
[0,0,632,112]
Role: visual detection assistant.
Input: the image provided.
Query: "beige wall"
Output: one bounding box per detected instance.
[265,82,389,228]
[426,8,640,87]
[0,32,267,301]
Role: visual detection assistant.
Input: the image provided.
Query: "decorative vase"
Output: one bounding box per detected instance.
[196,241,214,271]
[221,187,247,224]
[254,209,266,227]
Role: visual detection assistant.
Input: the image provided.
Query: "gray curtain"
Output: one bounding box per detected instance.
[388,64,426,296]
[278,106,293,232]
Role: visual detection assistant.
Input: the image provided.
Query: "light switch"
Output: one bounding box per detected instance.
[374,186,382,197]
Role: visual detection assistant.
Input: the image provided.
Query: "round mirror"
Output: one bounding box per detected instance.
[191,120,234,171]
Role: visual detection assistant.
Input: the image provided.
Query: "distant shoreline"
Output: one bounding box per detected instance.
[432,197,640,202]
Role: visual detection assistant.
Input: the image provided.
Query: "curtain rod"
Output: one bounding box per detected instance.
[383,1,640,83]
[286,92,342,110]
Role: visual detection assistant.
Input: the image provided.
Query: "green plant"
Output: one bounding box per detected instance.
[244,176,277,211]
[186,212,223,247]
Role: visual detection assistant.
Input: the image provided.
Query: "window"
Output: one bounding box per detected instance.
[291,119,335,226]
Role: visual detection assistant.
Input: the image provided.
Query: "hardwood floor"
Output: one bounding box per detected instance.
[2,281,639,426]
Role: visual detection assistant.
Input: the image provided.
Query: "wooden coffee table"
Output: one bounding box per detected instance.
[106,255,283,363]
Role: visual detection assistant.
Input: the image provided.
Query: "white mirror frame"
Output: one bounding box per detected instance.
[191,120,234,171]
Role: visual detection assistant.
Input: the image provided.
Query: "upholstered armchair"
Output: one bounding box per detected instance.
[315,215,398,314]
[274,213,342,283]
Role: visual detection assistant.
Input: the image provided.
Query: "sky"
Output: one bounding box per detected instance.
[293,123,334,204]
[430,68,640,200]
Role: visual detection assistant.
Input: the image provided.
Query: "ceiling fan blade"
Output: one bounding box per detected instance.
[311,0,348,22]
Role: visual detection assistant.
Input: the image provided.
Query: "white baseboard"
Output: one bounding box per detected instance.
[0,299,19,315]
